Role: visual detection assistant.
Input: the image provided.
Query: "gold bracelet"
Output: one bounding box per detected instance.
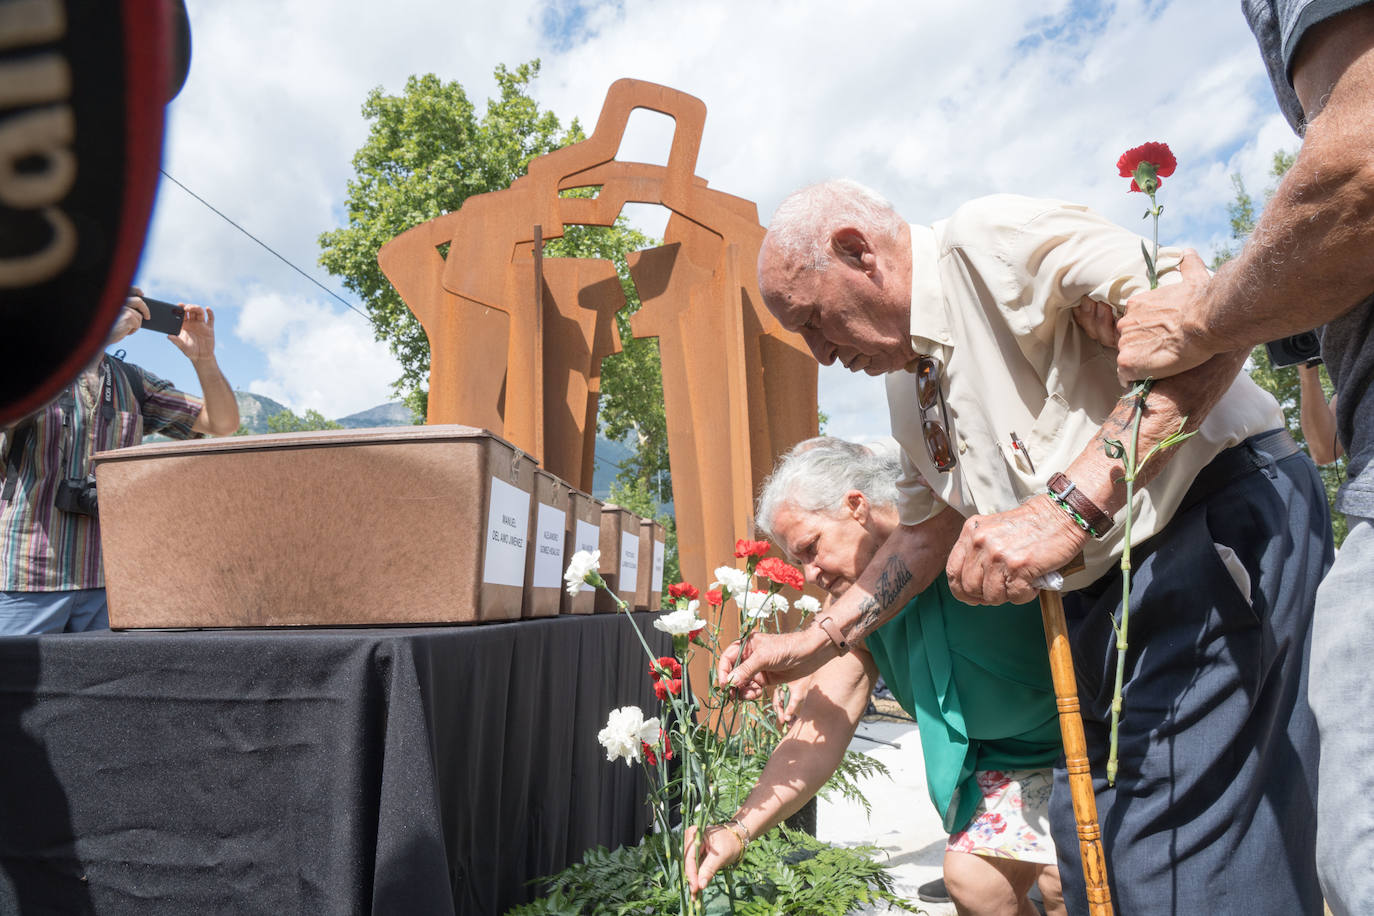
[722,817,750,852]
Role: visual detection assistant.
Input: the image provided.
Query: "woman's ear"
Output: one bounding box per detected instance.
[845,489,869,524]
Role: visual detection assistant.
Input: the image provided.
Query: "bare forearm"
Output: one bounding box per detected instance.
[1198,12,1374,351]
[731,654,874,840]
[1066,348,1248,513]
[190,358,239,436]
[1299,368,1341,465]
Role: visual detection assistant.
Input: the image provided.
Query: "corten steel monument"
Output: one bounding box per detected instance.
[377,79,818,644]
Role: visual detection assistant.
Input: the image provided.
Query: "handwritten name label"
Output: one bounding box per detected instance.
[482,477,529,587]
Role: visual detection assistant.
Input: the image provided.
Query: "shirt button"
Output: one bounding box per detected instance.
[958,439,968,454]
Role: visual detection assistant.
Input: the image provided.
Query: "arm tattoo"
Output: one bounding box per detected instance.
[852,555,914,640]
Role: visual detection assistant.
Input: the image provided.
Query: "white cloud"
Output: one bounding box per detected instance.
[138,0,1292,444]
[233,290,402,419]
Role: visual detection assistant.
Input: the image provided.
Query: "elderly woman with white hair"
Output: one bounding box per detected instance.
[686,437,1066,916]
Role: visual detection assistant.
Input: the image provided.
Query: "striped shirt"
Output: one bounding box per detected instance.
[0,355,204,591]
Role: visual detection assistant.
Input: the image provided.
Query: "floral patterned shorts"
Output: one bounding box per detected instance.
[946,767,1057,865]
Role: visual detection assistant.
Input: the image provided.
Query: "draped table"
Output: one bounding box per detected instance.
[0,612,667,915]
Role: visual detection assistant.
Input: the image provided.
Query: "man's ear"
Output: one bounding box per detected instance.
[845,489,869,523]
[831,227,874,273]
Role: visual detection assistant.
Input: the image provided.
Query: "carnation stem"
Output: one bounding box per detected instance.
[1106,196,1165,787]
[1106,381,1149,785]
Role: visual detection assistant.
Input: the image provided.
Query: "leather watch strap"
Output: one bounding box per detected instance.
[816,615,849,655]
[1047,472,1112,539]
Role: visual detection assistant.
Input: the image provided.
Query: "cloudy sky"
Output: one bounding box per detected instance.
[121,0,1298,440]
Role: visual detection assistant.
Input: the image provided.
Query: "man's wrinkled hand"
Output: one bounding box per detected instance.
[1116,249,1216,385]
[718,629,833,700]
[946,495,1087,605]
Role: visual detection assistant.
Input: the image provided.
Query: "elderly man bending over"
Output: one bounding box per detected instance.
[720,180,1329,914]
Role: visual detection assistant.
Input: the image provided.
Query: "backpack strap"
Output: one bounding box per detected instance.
[107,352,150,413]
[1,422,32,503]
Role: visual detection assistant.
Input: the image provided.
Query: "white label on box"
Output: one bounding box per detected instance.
[532,504,566,589]
[482,477,529,587]
[575,519,600,557]
[619,530,639,589]
[653,540,665,593]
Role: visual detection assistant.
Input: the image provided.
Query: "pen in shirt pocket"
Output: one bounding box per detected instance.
[1009,432,1035,474]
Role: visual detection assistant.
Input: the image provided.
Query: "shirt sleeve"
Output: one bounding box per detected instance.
[896,446,944,527]
[946,195,1183,345]
[132,365,205,440]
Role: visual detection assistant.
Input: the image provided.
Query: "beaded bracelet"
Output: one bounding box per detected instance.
[1047,489,1101,539]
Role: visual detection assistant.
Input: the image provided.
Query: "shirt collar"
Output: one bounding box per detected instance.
[907,222,953,361]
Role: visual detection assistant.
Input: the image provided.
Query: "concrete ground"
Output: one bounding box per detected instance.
[815,712,955,915]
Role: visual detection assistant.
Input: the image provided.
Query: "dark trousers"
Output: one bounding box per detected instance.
[1052,432,1330,915]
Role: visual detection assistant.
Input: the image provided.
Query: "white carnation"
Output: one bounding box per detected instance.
[711,565,750,596]
[794,594,822,617]
[596,705,661,765]
[743,590,788,619]
[654,607,706,636]
[564,549,601,596]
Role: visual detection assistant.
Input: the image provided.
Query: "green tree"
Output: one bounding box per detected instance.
[266,408,343,433]
[1214,149,1347,545]
[318,61,677,559]
[318,62,578,418]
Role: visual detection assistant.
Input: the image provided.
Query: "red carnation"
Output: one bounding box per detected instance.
[643,730,674,766]
[756,556,805,591]
[706,589,723,607]
[649,656,683,699]
[667,582,699,601]
[1116,141,1176,193]
[734,539,771,558]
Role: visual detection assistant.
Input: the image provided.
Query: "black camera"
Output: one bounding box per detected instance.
[54,475,99,516]
[1265,331,1322,368]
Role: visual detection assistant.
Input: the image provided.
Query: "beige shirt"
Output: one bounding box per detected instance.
[887,195,1283,588]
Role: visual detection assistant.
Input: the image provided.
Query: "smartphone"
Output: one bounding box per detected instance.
[140,297,185,335]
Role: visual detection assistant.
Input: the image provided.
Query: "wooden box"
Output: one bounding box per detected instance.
[563,487,601,615]
[92,425,534,628]
[522,469,568,619]
[595,504,640,613]
[636,518,667,611]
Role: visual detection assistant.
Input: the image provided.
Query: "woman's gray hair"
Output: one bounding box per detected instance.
[755,436,902,539]
[764,179,906,272]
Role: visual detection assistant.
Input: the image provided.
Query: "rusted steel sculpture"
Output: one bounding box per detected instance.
[377,80,819,679]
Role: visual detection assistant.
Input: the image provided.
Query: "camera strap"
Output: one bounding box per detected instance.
[1,356,153,504]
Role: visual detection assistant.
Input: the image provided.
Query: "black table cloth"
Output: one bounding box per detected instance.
[0,613,669,915]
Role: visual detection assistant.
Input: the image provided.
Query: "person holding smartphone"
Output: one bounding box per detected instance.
[0,291,239,633]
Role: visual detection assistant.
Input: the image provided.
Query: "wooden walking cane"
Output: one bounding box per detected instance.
[1039,582,1114,916]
